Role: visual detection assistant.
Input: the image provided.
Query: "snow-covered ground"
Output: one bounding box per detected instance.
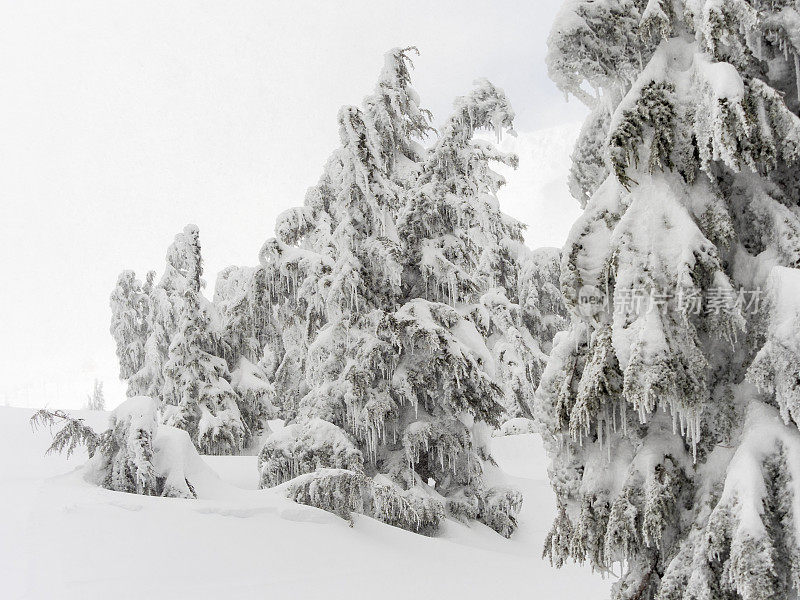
[0,406,609,599]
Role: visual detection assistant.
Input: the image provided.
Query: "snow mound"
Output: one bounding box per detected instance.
[1,406,609,599]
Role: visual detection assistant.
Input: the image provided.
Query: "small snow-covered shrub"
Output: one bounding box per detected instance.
[32,397,198,499]
[445,491,480,522]
[92,397,199,498]
[258,418,364,488]
[148,426,199,499]
[287,469,369,522]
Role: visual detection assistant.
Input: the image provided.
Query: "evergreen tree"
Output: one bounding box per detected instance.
[110,226,271,454]
[126,277,170,402]
[258,47,435,530]
[161,225,247,455]
[399,78,547,422]
[109,270,150,382]
[518,247,568,351]
[85,379,106,411]
[540,2,800,599]
[257,50,523,536]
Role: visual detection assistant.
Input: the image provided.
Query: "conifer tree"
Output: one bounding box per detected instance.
[85,379,106,411]
[392,80,529,529]
[160,225,248,455]
[399,78,547,422]
[518,247,567,351]
[258,48,433,528]
[258,50,523,535]
[126,277,170,402]
[109,271,150,382]
[111,226,270,454]
[540,2,800,599]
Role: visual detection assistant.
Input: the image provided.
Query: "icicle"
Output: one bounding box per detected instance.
[794,53,800,104]
[621,401,627,437]
[598,408,604,450]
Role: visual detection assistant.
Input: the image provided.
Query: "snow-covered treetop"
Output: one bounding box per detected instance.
[259,48,436,325]
[162,224,203,295]
[399,80,523,305]
[547,0,651,105]
[362,46,433,169]
[422,78,518,193]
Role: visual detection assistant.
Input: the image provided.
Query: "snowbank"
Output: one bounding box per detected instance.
[1,406,609,599]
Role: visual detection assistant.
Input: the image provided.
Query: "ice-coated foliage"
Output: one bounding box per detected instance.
[568,107,611,207]
[748,267,800,427]
[541,2,800,599]
[286,469,445,534]
[102,396,159,495]
[110,226,273,454]
[255,50,535,536]
[231,357,275,439]
[258,418,364,488]
[101,398,196,498]
[518,247,567,350]
[400,79,560,421]
[491,246,568,420]
[476,486,524,539]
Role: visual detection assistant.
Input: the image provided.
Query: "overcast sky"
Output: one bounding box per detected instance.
[0,0,586,409]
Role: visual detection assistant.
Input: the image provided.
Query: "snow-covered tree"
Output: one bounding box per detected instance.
[111,226,272,454]
[518,247,567,351]
[214,266,263,365]
[257,50,523,536]
[85,379,106,411]
[398,78,552,424]
[126,280,171,402]
[490,247,567,419]
[540,2,800,599]
[230,356,275,440]
[109,270,151,382]
[257,47,436,530]
[162,226,247,455]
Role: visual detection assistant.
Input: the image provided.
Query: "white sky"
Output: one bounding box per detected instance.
[0,0,586,409]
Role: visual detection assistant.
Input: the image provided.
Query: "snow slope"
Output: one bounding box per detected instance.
[0,407,609,599]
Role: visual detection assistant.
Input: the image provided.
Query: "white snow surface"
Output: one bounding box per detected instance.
[0,406,609,599]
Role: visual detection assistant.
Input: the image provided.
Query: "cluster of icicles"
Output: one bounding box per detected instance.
[403,421,472,478]
[567,378,703,462]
